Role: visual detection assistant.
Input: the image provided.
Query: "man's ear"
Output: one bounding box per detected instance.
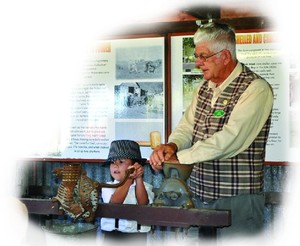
[222,49,232,65]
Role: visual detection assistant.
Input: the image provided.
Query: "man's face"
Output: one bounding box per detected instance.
[194,42,225,84]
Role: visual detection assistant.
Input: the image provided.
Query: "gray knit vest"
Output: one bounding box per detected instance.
[188,63,272,202]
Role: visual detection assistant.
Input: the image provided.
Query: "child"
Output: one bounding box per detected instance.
[100,140,154,244]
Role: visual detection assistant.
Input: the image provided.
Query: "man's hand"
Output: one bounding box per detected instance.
[149,143,178,171]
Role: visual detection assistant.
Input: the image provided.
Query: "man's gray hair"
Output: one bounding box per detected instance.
[194,22,237,60]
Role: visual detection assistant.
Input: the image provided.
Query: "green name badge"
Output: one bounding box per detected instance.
[213,109,225,117]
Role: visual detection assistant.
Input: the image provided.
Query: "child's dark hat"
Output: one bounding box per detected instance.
[107,140,144,163]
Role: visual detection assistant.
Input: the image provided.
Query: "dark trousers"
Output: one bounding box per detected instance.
[193,193,265,240]
[102,230,147,246]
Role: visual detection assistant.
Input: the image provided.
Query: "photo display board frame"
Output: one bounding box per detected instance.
[35,36,166,161]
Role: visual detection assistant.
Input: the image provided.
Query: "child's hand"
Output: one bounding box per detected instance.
[134,163,144,178]
[128,163,143,179]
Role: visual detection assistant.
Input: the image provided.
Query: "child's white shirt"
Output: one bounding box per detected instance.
[100,180,154,233]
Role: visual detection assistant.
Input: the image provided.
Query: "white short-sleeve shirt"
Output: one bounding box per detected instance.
[100,180,154,233]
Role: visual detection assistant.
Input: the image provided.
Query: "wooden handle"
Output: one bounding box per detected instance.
[136,141,151,146]
[150,131,161,149]
[137,131,161,149]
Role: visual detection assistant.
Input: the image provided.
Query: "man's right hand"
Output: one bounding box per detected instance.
[149,143,178,172]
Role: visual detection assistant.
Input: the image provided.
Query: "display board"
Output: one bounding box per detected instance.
[47,37,165,160]
[171,32,291,162]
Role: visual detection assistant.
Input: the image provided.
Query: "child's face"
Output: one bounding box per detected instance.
[110,159,134,181]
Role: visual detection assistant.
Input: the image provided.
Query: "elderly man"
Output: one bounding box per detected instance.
[150,22,273,239]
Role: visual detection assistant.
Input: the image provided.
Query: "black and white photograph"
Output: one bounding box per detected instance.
[116,46,163,80]
[114,82,164,119]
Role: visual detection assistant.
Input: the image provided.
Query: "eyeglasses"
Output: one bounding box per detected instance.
[194,49,224,62]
